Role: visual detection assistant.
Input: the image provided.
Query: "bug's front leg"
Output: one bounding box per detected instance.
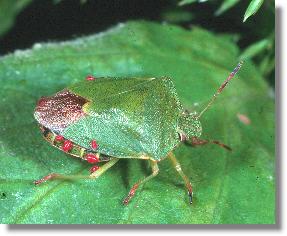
[34,158,119,185]
[187,136,232,151]
[168,152,193,204]
[123,160,159,205]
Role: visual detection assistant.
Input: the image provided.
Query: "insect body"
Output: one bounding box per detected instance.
[34,62,243,205]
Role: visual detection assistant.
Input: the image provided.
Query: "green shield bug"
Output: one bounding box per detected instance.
[34,62,243,205]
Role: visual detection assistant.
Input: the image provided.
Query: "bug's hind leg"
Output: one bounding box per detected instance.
[34,158,119,185]
[168,152,193,204]
[123,160,159,205]
[187,136,232,151]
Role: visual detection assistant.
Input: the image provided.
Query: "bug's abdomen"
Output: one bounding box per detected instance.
[39,125,111,162]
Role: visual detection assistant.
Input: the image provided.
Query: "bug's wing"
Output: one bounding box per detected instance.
[62,77,183,160]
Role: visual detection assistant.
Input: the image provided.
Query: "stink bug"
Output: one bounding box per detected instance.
[34,62,243,205]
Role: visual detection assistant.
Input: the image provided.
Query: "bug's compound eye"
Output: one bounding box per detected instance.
[178,132,187,142]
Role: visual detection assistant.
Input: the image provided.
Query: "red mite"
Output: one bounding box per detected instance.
[55,135,64,142]
[90,165,100,173]
[91,140,98,150]
[86,75,96,81]
[86,153,99,163]
[62,140,73,152]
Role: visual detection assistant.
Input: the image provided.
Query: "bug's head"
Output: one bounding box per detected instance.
[34,89,88,133]
[178,111,202,141]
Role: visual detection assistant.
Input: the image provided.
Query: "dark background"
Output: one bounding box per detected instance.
[0,0,274,85]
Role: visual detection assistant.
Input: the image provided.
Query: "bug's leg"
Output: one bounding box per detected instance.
[187,136,232,151]
[168,152,193,204]
[123,160,159,205]
[89,158,119,179]
[34,158,119,185]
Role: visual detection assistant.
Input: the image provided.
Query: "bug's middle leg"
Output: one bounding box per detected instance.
[168,152,193,204]
[123,160,159,205]
[34,158,119,185]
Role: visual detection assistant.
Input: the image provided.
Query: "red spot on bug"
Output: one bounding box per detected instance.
[86,153,99,163]
[91,140,98,150]
[62,140,73,152]
[90,165,100,173]
[86,75,96,81]
[237,113,251,125]
[55,135,64,142]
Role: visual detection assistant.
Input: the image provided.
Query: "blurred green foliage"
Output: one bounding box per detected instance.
[168,0,275,85]
[243,0,265,22]
[0,0,32,36]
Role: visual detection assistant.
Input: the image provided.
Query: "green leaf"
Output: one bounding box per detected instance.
[239,38,270,60]
[215,0,240,16]
[0,0,33,37]
[243,0,264,22]
[0,21,275,224]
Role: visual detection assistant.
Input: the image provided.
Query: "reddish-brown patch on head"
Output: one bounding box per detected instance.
[34,90,88,132]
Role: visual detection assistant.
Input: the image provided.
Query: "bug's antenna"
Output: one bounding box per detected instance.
[197,61,243,118]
